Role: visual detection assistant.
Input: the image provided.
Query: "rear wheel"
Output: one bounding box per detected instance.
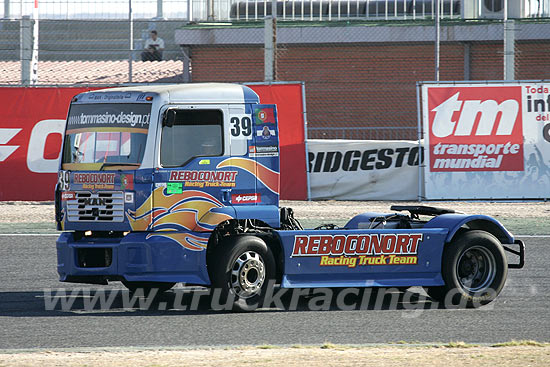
[209,235,276,311]
[425,230,507,307]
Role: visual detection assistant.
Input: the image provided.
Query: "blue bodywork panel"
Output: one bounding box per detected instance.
[423,213,514,244]
[57,231,210,285]
[274,228,448,288]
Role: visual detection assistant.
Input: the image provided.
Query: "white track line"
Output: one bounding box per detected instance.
[0,233,59,236]
[516,235,550,238]
[0,234,548,238]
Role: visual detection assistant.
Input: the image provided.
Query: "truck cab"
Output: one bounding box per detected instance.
[56,83,280,287]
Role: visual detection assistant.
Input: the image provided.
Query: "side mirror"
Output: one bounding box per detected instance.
[164,109,176,127]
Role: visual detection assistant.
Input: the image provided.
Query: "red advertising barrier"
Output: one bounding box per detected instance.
[248,83,308,200]
[0,84,307,201]
[0,87,95,201]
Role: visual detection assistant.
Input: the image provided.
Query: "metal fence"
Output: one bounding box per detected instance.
[308,127,418,140]
[1,1,550,139]
[3,0,550,20]
[0,19,188,84]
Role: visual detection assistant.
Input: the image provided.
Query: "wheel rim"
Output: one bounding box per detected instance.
[230,251,266,299]
[456,246,496,293]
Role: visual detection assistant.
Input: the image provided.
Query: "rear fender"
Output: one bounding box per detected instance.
[423,214,514,244]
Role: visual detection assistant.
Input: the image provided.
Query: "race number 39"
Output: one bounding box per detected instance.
[230,116,253,140]
[58,170,70,190]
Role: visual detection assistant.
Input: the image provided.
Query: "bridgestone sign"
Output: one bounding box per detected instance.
[308,139,422,200]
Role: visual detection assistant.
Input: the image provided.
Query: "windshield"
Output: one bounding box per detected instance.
[62,103,152,170]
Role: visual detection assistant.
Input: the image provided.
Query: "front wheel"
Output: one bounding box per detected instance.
[426,230,508,307]
[209,235,276,311]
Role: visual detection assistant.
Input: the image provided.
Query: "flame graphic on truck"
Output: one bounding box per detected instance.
[217,157,280,194]
[125,159,278,251]
[126,188,233,251]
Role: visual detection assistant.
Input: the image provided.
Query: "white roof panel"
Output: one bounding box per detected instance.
[96,83,259,104]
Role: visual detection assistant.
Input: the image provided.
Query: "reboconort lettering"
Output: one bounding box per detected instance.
[73,173,115,184]
[169,170,238,182]
[291,234,423,257]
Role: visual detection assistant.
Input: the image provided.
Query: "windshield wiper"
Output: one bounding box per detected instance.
[99,162,141,171]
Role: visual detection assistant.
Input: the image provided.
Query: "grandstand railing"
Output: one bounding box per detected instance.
[4,0,549,21]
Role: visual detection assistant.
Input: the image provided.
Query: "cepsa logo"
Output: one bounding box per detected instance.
[291,234,423,268]
[231,193,261,204]
[427,86,524,171]
[61,191,76,201]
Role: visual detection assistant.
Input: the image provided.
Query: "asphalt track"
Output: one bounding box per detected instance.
[0,235,548,350]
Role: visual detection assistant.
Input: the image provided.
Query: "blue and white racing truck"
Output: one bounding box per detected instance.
[55,83,524,310]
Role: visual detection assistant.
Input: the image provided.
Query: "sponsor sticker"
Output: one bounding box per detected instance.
[249,145,279,157]
[167,182,183,194]
[427,86,524,171]
[120,174,134,190]
[73,172,116,190]
[169,170,238,188]
[257,126,276,140]
[124,191,134,203]
[61,191,76,201]
[231,193,261,204]
[291,234,423,268]
[254,108,275,124]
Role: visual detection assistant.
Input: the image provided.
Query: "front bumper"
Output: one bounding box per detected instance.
[56,231,211,285]
[504,240,525,269]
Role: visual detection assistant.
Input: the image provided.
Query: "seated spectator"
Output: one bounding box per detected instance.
[141,30,165,61]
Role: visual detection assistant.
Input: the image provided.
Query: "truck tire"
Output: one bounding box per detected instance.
[425,230,508,307]
[122,281,176,294]
[210,235,276,311]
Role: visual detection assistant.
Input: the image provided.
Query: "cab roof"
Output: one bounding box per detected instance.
[83,83,260,104]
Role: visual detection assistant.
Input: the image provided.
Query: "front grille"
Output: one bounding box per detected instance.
[67,191,124,222]
[77,248,113,268]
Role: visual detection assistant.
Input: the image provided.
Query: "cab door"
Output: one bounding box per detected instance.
[152,105,238,234]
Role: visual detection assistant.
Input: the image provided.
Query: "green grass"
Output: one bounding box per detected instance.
[498,218,550,236]
[442,341,480,348]
[492,340,549,347]
[0,222,58,234]
[320,342,353,350]
[391,340,424,345]
[257,345,279,350]
[299,217,549,236]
